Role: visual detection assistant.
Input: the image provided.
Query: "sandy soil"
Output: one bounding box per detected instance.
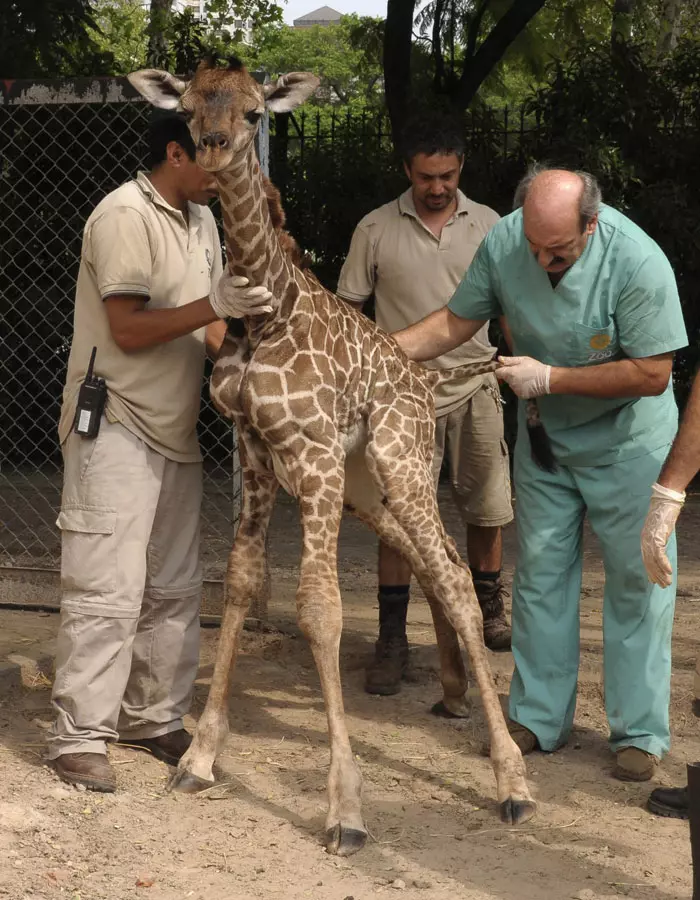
[1,487,699,900]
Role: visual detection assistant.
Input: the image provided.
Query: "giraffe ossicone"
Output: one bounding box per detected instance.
[128,58,536,857]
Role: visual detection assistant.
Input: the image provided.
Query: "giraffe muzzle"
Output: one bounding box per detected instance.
[199,132,231,151]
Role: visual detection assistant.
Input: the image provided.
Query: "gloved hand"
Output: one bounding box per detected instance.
[209,272,273,319]
[641,482,686,587]
[495,356,551,399]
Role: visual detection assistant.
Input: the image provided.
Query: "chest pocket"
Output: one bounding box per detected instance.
[569,321,620,366]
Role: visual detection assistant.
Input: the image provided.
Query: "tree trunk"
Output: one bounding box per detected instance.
[656,0,683,58]
[147,0,173,69]
[453,0,546,109]
[383,0,416,146]
[611,0,635,55]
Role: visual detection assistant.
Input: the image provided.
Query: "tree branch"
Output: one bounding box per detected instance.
[466,0,492,61]
[455,0,546,108]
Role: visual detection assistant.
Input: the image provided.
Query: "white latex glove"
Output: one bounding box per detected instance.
[209,272,273,319]
[495,356,552,399]
[641,482,686,587]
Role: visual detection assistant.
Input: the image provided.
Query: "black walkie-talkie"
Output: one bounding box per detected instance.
[73,346,107,438]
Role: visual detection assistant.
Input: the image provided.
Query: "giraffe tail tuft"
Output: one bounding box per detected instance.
[525,399,557,473]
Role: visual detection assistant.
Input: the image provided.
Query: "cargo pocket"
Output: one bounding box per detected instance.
[57,506,117,594]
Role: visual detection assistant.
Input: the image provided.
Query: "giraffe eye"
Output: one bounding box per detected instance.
[245,110,262,125]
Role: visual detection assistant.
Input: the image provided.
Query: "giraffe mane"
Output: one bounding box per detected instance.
[261,173,313,271]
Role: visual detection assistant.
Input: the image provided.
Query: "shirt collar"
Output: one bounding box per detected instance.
[398,187,470,220]
[135,171,203,224]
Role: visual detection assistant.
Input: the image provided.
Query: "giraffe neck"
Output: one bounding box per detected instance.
[216,145,299,342]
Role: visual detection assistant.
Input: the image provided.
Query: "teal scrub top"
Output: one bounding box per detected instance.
[448,205,688,467]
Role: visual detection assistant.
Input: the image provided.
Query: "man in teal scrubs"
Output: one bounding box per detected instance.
[393,165,687,781]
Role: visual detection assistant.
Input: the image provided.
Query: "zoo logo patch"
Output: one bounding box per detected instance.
[589,333,611,351]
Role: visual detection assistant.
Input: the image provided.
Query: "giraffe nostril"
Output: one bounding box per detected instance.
[200,132,230,151]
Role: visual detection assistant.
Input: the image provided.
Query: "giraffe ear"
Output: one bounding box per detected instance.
[263,73,320,113]
[127,69,188,110]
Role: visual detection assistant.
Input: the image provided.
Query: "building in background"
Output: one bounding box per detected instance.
[293,6,342,28]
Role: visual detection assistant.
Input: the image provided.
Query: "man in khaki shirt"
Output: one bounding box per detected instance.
[337,118,513,697]
[48,115,271,792]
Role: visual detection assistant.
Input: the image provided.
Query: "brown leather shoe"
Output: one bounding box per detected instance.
[481,720,539,756]
[53,753,116,792]
[473,577,512,652]
[614,747,658,782]
[119,729,192,767]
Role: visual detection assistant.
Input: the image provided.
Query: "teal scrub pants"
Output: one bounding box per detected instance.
[508,438,676,758]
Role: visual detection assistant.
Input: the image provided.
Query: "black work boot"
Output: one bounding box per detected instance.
[472,575,512,652]
[688,762,700,899]
[647,784,689,820]
[365,589,409,696]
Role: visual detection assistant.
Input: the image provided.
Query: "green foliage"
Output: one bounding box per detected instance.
[0,0,114,77]
[88,0,149,75]
[246,16,384,109]
[165,0,282,74]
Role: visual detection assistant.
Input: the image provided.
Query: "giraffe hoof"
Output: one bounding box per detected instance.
[430,699,470,719]
[500,797,537,826]
[167,769,214,794]
[325,824,367,857]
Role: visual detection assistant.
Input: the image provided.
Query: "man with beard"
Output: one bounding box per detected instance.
[337,116,513,699]
[392,164,687,781]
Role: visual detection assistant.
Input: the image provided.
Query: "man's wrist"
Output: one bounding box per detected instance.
[547,367,565,394]
[656,478,688,500]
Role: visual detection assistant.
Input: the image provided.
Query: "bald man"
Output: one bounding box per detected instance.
[392,164,687,781]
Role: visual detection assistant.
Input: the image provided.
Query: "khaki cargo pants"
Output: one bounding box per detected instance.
[47,419,203,759]
[433,375,513,528]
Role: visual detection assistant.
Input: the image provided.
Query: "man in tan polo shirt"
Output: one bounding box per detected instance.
[47,114,271,791]
[337,117,513,697]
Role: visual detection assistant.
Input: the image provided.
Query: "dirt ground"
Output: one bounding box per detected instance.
[1,487,699,900]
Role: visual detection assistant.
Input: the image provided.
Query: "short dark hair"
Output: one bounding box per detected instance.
[400,112,465,166]
[146,114,197,168]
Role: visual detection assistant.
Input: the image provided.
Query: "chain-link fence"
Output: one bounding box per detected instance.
[0,76,255,580]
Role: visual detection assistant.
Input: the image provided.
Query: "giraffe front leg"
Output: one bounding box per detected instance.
[295,481,367,857]
[169,470,278,793]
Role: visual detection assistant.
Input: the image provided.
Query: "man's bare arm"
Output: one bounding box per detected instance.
[104,295,219,353]
[656,370,700,493]
[205,319,228,360]
[548,353,673,399]
[392,307,486,362]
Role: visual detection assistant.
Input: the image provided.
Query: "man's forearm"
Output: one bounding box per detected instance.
[657,372,700,493]
[548,356,672,399]
[393,308,485,362]
[106,296,219,353]
[205,319,228,360]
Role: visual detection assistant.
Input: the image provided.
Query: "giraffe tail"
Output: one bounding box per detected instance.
[420,358,498,388]
[421,359,558,472]
[525,398,557,473]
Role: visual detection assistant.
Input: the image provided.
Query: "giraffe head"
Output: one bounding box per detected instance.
[128,58,319,172]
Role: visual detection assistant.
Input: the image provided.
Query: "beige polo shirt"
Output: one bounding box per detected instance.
[337,188,499,415]
[58,171,224,462]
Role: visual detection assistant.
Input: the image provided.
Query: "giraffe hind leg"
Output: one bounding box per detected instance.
[363,442,535,825]
[344,450,470,718]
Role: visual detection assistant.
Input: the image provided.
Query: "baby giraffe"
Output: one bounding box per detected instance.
[128,59,535,857]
